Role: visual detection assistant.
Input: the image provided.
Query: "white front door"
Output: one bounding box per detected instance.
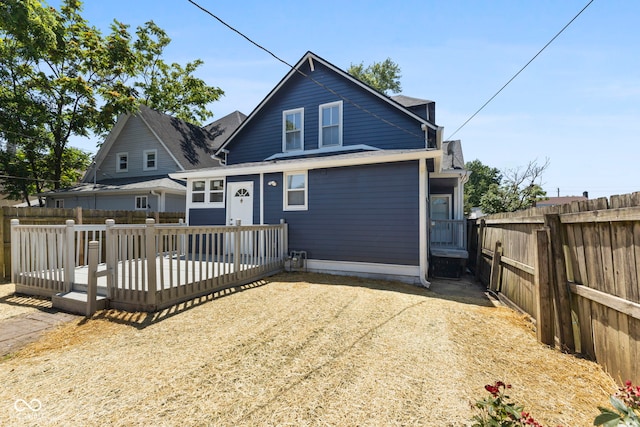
[227,182,254,226]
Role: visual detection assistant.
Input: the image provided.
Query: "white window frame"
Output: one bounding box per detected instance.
[116,152,128,172]
[191,180,206,203]
[318,101,343,148]
[55,199,64,208]
[283,171,308,211]
[208,178,225,205]
[143,149,157,171]
[135,195,148,211]
[188,178,225,207]
[282,108,304,152]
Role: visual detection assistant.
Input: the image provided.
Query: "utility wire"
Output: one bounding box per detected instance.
[187,0,428,143]
[446,0,595,140]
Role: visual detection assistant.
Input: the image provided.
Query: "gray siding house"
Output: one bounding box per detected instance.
[172,52,469,284]
[42,106,245,212]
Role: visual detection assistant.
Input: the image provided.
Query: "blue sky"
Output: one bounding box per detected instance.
[51,0,640,199]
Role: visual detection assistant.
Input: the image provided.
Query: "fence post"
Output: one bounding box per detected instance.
[475,219,486,281]
[178,218,185,257]
[544,213,575,352]
[105,219,115,299]
[489,241,502,292]
[86,240,99,317]
[145,218,157,309]
[234,220,241,279]
[281,219,288,260]
[10,219,19,284]
[534,228,554,346]
[64,220,75,292]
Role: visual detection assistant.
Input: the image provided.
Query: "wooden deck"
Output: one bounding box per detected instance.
[11,220,288,312]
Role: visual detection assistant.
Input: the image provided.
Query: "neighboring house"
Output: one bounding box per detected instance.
[41,106,246,212]
[171,51,469,285]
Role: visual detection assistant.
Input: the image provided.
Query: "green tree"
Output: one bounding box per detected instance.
[464,159,502,215]
[479,159,549,214]
[347,58,402,94]
[0,0,223,197]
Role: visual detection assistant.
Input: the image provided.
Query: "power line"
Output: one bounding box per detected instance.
[187,0,428,143]
[446,0,595,140]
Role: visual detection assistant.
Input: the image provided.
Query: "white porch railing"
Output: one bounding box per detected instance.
[11,218,288,311]
[430,219,467,251]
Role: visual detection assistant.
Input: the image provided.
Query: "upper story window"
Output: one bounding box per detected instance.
[319,101,342,147]
[191,178,225,206]
[116,152,128,172]
[283,108,304,152]
[143,149,157,171]
[284,171,307,211]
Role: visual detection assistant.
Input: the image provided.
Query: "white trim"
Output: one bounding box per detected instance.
[306,259,422,285]
[143,149,158,171]
[171,149,442,180]
[419,159,430,287]
[259,173,265,225]
[282,108,304,152]
[283,171,308,211]
[318,100,343,148]
[116,152,128,173]
[187,178,225,208]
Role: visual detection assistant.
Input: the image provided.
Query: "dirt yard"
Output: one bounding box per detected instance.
[0,273,617,426]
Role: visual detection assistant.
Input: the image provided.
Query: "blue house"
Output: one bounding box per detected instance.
[171,52,469,285]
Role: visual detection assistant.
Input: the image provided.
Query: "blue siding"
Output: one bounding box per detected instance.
[227,61,427,165]
[189,175,262,226]
[265,162,420,266]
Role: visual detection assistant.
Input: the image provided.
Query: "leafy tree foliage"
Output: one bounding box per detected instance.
[464,159,502,215]
[0,0,223,201]
[464,158,549,215]
[347,58,402,94]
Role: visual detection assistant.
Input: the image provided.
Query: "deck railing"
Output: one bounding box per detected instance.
[430,219,467,251]
[11,218,288,311]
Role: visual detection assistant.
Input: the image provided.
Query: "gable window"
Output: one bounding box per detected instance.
[55,199,64,208]
[319,101,342,147]
[116,152,128,172]
[143,149,157,171]
[192,180,205,203]
[283,108,304,152]
[209,179,224,203]
[284,171,307,211]
[135,195,148,210]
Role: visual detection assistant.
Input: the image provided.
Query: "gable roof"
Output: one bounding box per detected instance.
[215,51,439,155]
[391,95,434,107]
[83,107,245,182]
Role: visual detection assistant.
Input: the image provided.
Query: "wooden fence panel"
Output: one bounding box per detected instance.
[472,192,640,384]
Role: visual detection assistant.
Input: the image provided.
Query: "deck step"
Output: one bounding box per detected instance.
[52,291,108,316]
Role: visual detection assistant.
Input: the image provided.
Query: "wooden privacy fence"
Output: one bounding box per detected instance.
[11,219,288,312]
[1,206,184,280]
[470,192,640,384]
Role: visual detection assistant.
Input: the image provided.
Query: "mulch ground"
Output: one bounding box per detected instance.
[0,273,617,426]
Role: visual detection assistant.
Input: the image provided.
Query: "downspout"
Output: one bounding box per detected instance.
[419,158,430,287]
[150,190,163,212]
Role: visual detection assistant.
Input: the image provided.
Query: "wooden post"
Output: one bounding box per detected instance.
[544,213,575,352]
[281,219,288,260]
[10,219,19,284]
[86,240,99,317]
[489,241,503,292]
[145,218,157,309]
[75,206,83,224]
[64,220,75,292]
[534,228,554,345]
[105,219,115,299]
[475,219,486,281]
[234,220,241,279]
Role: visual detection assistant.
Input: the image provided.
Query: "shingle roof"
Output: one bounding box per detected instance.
[390,95,434,107]
[43,176,186,195]
[138,106,245,169]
